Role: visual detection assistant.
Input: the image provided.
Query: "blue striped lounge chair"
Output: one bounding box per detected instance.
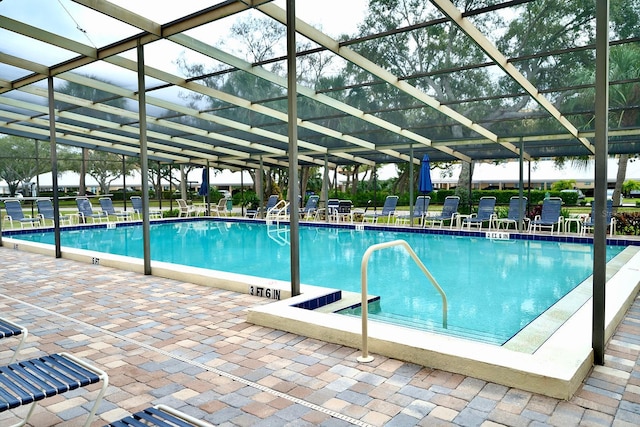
[106,404,214,427]
[424,196,460,228]
[0,317,28,364]
[2,199,41,228]
[0,352,108,427]
[76,197,109,223]
[528,197,563,234]
[362,195,399,223]
[463,196,497,230]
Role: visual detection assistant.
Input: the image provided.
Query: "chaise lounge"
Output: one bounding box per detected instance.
[106,404,214,427]
[0,317,28,364]
[361,195,399,223]
[0,352,108,427]
[2,199,41,228]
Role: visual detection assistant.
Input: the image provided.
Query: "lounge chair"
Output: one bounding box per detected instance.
[463,196,497,230]
[176,199,197,217]
[396,196,430,225]
[76,197,109,223]
[130,196,162,220]
[210,197,229,217]
[36,199,71,226]
[107,404,214,427]
[581,199,616,236]
[99,197,132,221]
[300,195,320,220]
[495,196,528,231]
[528,197,563,234]
[2,199,41,228]
[423,196,460,228]
[0,352,108,427]
[247,194,279,219]
[0,317,28,364]
[362,195,399,223]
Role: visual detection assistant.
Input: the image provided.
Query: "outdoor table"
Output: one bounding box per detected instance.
[564,215,585,234]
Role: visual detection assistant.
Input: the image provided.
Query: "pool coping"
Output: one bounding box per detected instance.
[3,218,640,399]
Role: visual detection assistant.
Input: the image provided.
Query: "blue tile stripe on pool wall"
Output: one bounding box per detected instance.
[291,290,342,310]
[3,216,638,247]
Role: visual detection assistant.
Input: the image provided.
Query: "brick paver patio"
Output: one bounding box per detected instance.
[0,247,639,426]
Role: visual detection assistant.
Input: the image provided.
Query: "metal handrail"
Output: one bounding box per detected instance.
[357,239,448,363]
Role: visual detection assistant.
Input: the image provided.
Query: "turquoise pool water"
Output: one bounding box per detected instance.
[12,220,624,344]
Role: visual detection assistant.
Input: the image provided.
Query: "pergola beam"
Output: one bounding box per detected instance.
[430,0,595,154]
[259,2,507,163]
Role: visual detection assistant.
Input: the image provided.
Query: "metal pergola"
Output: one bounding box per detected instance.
[0,0,636,365]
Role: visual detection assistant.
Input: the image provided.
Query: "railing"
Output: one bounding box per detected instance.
[265,200,289,225]
[357,239,448,363]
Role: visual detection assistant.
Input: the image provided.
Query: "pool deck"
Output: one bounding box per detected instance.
[1,247,640,426]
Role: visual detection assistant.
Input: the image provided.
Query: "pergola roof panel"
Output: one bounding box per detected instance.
[0,0,638,169]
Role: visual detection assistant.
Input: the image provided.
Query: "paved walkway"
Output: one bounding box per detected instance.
[0,247,639,426]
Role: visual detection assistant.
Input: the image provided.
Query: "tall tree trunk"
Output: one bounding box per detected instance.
[79,148,88,195]
[456,161,473,214]
[613,154,628,214]
[180,165,187,199]
[351,164,360,196]
[300,166,310,200]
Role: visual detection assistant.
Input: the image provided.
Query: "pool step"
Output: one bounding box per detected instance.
[314,291,380,314]
[338,307,508,345]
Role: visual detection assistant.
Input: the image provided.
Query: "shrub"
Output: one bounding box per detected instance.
[235,190,259,210]
[614,212,640,235]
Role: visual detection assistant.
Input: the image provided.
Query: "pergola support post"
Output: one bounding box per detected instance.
[286,0,300,297]
[137,40,151,275]
[593,0,610,365]
[47,76,61,258]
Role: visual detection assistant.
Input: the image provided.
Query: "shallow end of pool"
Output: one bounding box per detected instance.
[246,246,640,400]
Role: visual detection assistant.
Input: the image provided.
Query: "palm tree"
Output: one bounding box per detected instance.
[561,44,640,212]
[608,45,640,210]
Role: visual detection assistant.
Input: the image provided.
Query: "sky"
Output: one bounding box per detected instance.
[1,0,369,67]
[1,0,370,93]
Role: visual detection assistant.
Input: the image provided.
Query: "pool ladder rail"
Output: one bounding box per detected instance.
[358,239,448,363]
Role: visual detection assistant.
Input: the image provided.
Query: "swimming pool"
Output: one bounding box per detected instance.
[9,219,625,345]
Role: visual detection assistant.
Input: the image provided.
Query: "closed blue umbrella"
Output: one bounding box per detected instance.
[419,154,433,194]
[198,168,209,198]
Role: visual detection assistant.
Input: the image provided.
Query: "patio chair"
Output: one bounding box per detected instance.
[76,197,109,223]
[106,404,214,427]
[2,199,41,228]
[396,196,430,225]
[130,196,162,220]
[0,352,108,427]
[495,196,528,231]
[581,199,616,237]
[329,200,354,223]
[300,195,320,220]
[316,198,340,222]
[246,194,279,219]
[423,196,460,229]
[210,197,229,217]
[99,197,132,221]
[36,198,71,226]
[0,317,28,364]
[462,196,497,230]
[528,197,563,234]
[176,198,197,217]
[362,195,399,223]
